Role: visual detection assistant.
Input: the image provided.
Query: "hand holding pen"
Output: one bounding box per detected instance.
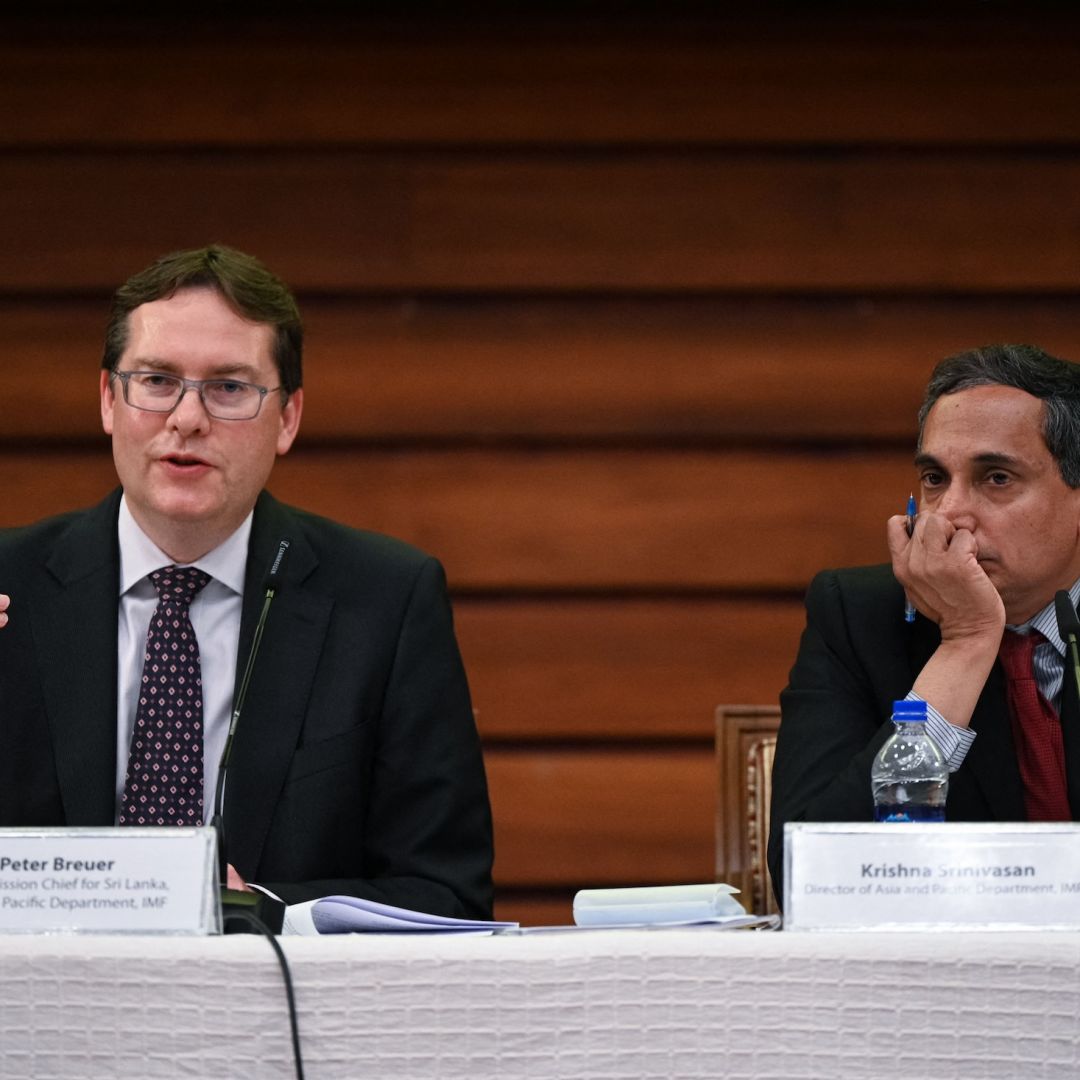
[904,493,917,622]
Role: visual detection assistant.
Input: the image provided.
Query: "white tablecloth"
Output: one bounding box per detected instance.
[2,927,1079,1079]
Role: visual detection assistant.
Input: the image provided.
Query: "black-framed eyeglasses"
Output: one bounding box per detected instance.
[110,370,284,421]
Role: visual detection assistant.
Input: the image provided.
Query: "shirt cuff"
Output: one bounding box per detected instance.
[905,691,976,772]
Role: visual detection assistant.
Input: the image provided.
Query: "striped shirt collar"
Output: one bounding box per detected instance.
[1008,577,1080,656]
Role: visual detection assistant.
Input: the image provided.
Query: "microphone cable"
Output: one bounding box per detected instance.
[223,908,305,1080]
[218,538,303,1078]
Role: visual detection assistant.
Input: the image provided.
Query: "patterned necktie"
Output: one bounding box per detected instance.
[119,565,211,827]
[998,629,1071,821]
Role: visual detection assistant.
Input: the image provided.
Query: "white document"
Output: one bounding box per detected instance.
[505,913,780,935]
[572,883,746,926]
[283,894,518,935]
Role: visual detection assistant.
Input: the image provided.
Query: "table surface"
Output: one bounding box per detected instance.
[2,927,1079,1079]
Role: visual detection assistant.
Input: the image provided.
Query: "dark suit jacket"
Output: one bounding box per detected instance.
[767,563,1080,907]
[0,488,494,918]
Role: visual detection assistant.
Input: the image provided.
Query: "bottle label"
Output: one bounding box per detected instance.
[873,805,946,823]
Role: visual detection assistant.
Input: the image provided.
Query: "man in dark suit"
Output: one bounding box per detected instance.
[0,245,493,920]
[769,344,1080,906]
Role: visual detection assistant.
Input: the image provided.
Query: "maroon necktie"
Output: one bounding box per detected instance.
[119,565,211,827]
[998,629,1071,821]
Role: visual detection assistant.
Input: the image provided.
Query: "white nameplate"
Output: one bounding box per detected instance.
[0,827,220,934]
[785,822,1080,931]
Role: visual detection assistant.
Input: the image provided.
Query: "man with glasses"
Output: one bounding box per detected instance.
[0,245,494,922]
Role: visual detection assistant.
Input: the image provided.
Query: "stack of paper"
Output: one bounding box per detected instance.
[283,895,519,935]
[572,883,750,927]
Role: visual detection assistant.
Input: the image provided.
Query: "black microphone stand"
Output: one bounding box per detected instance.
[214,539,291,935]
[1055,589,1080,705]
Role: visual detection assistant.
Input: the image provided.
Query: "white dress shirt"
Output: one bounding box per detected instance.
[114,496,251,824]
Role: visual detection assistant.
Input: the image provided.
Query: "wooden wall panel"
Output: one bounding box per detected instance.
[10,297,1080,442]
[457,598,806,741]
[5,15,1080,146]
[486,747,715,886]
[493,893,574,929]
[0,448,911,589]
[245,298,1080,441]
[7,155,1080,291]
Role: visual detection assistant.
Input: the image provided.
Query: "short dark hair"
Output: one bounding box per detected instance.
[101,244,303,395]
[917,343,1080,488]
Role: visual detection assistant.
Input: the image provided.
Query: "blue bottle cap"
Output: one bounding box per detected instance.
[892,699,927,721]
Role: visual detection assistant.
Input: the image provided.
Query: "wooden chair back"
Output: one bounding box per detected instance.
[715,704,782,916]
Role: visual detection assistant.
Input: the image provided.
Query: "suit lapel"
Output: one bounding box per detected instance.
[31,491,122,824]
[223,494,332,877]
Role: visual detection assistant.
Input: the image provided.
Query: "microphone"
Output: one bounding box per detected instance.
[1055,589,1080,706]
[212,538,291,934]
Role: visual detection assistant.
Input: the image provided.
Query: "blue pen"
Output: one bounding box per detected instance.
[904,493,917,622]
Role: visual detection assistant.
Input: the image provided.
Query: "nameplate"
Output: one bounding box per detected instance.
[0,827,220,934]
[785,822,1080,931]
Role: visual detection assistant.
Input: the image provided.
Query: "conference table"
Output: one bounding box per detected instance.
[2,927,1078,1078]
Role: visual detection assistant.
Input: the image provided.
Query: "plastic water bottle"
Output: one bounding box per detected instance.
[870,699,948,822]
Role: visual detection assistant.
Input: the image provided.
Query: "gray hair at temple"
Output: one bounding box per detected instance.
[917,343,1080,489]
